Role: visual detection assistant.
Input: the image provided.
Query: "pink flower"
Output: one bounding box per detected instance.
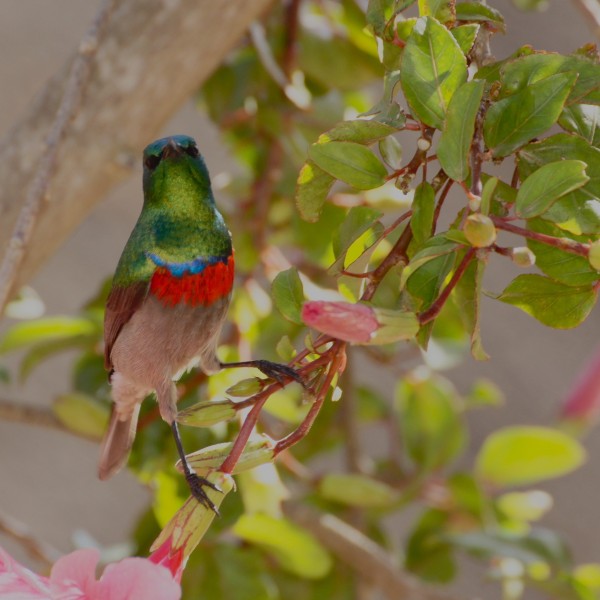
[0,546,181,600]
[561,346,600,425]
[301,301,378,343]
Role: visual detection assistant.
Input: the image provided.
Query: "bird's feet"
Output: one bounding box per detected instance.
[220,359,305,388]
[254,359,305,387]
[184,470,222,515]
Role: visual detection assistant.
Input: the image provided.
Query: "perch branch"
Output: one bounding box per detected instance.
[284,503,459,600]
[0,0,117,315]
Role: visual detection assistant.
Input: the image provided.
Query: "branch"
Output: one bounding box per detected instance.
[0,399,99,442]
[0,0,117,315]
[0,0,275,301]
[491,216,590,257]
[571,0,600,39]
[284,503,459,600]
[0,508,62,568]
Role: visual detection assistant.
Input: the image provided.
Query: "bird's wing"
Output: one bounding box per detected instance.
[104,281,150,371]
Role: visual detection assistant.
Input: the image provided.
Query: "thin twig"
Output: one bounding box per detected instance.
[284,503,458,600]
[491,216,590,257]
[0,399,99,442]
[0,0,117,315]
[419,248,477,325]
[0,508,62,568]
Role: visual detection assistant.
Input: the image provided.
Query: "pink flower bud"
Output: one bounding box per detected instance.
[301,301,378,343]
[561,346,600,425]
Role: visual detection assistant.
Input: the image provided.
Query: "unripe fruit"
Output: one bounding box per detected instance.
[512,246,536,268]
[589,240,600,271]
[464,214,497,248]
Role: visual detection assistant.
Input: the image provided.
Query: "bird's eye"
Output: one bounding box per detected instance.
[185,144,199,158]
[144,154,161,170]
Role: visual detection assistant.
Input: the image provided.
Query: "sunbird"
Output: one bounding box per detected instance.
[98,135,298,510]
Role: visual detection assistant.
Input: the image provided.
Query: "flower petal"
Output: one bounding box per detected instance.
[301,301,378,343]
[0,546,52,600]
[95,557,180,600]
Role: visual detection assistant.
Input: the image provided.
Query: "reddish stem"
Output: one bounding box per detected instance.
[491,217,590,257]
[432,179,454,234]
[419,248,477,325]
[275,343,346,454]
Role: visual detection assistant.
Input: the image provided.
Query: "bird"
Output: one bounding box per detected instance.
[98,135,299,511]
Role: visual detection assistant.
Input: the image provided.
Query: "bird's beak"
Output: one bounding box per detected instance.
[162,138,183,159]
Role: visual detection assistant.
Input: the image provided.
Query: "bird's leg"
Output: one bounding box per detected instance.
[170,420,222,514]
[219,359,305,387]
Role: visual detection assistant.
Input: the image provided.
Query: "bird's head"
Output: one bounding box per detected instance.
[142,135,212,202]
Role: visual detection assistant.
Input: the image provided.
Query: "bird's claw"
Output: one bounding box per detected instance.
[185,471,222,515]
[255,359,306,388]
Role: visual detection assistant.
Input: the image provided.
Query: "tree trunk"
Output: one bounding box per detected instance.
[0,0,274,289]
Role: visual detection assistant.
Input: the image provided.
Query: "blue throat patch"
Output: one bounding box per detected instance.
[146,252,230,278]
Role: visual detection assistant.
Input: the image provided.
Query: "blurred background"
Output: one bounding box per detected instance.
[0,1,598,598]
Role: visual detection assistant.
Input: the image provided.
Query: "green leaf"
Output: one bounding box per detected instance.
[308,141,387,190]
[447,531,552,564]
[484,72,577,157]
[368,0,411,38]
[515,160,589,218]
[299,33,382,91]
[318,473,399,508]
[493,274,597,329]
[379,135,403,169]
[437,80,485,182]
[396,373,466,471]
[451,23,479,55]
[518,134,600,235]
[400,16,468,129]
[406,509,456,583]
[330,206,384,275]
[559,104,600,147]
[454,254,488,360]
[410,182,435,247]
[332,206,383,257]
[476,426,586,487]
[295,160,335,223]
[499,53,600,106]
[497,490,553,522]
[271,268,305,324]
[403,238,457,307]
[455,2,505,32]
[418,0,455,22]
[213,545,276,600]
[0,316,99,354]
[53,393,109,440]
[318,120,398,144]
[233,514,332,579]
[526,219,598,286]
[400,237,457,289]
[19,337,89,382]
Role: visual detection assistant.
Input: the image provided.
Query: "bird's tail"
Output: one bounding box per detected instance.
[98,404,141,480]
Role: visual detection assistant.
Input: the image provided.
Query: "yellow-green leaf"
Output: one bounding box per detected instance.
[476,426,586,487]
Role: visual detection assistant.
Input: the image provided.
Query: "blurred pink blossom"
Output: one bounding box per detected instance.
[561,346,600,425]
[0,546,181,600]
[301,301,378,343]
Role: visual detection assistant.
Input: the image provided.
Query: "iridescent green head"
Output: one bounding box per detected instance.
[141,135,213,206]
